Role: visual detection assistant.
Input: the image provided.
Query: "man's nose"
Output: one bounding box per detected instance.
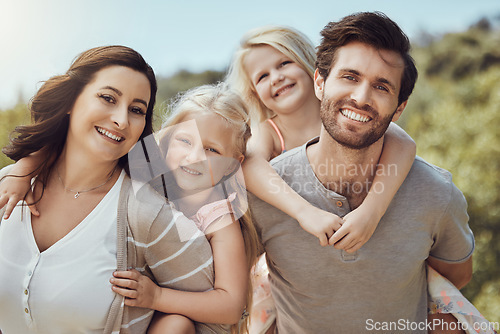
[350,81,372,107]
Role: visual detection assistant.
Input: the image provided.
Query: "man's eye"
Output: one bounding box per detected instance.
[344,75,356,81]
[375,85,389,92]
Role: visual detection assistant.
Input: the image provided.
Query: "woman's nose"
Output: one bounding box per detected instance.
[110,105,129,129]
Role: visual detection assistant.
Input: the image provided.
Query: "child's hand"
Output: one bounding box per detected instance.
[110,269,161,309]
[296,205,343,246]
[328,208,379,253]
[0,175,38,219]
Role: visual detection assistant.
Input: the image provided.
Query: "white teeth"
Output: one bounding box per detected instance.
[181,166,201,175]
[341,109,370,123]
[97,127,123,142]
[275,84,293,97]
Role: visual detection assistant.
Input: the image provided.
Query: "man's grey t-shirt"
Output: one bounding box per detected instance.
[249,138,474,334]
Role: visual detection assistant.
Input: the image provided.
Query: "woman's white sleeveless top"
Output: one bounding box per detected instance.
[0,171,124,333]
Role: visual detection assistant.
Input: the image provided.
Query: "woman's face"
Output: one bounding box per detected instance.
[164,113,240,194]
[66,65,151,163]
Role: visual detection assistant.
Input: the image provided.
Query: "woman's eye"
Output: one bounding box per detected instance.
[99,94,115,103]
[280,60,292,67]
[130,106,146,116]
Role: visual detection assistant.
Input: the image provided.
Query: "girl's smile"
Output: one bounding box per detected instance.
[244,45,314,115]
[164,114,240,195]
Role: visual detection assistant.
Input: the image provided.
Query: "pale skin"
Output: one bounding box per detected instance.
[111,114,249,331]
[242,44,416,252]
[1,66,150,252]
[0,114,250,331]
[313,40,470,332]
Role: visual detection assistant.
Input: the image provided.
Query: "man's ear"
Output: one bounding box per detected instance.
[314,68,325,101]
[392,100,408,122]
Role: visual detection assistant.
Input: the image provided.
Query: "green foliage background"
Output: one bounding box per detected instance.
[1,19,499,323]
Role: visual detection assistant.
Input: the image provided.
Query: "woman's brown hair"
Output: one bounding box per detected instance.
[2,45,157,194]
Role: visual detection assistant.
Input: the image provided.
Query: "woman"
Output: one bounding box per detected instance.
[0,46,215,334]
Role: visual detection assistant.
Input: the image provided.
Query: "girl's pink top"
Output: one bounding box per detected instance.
[191,192,237,233]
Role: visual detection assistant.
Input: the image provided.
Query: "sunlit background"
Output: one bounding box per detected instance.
[1,0,500,326]
[0,0,498,107]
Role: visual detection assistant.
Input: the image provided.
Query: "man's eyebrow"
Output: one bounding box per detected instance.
[339,68,361,76]
[375,77,396,92]
[101,86,148,107]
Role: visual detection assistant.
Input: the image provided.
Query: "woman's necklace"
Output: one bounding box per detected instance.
[56,166,117,199]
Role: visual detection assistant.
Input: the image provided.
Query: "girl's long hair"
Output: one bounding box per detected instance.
[159,83,260,333]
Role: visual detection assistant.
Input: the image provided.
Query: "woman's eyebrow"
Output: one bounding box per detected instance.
[101,85,148,107]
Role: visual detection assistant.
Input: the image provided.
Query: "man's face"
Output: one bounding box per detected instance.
[314,41,407,149]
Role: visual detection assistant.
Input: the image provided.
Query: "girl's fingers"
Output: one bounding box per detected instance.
[26,191,39,216]
[110,277,138,290]
[329,225,348,245]
[318,233,328,247]
[0,195,7,209]
[345,242,361,254]
[111,285,138,299]
[3,198,20,220]
[113,270,139,280]
[128,268,141,275]
[333,233,354,250]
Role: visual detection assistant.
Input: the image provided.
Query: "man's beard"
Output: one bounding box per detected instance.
[320,96,396,149]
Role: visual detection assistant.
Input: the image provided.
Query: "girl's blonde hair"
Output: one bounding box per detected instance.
[162,83,251,160]
[226,25,316,122]
[160,83,260,334]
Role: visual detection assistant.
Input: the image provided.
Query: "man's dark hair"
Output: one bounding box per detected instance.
[316,11,418,105]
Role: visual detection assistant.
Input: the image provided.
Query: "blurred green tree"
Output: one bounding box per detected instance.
[0,103,30,167]
[401,19,500,322]
[0,18,498,324]
[154,69,225,129]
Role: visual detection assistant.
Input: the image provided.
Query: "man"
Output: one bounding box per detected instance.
[249,12,474,333]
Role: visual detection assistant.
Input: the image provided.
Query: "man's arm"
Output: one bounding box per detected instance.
[427,255,472,289]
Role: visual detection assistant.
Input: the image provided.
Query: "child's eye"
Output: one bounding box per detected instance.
[257,73,268,83]
[176,137,191,146]
[279,60,292,67]
[98,94,115,103]
[205,147,220,154]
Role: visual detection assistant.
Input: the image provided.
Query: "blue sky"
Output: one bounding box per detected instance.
[0,0,499,108]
